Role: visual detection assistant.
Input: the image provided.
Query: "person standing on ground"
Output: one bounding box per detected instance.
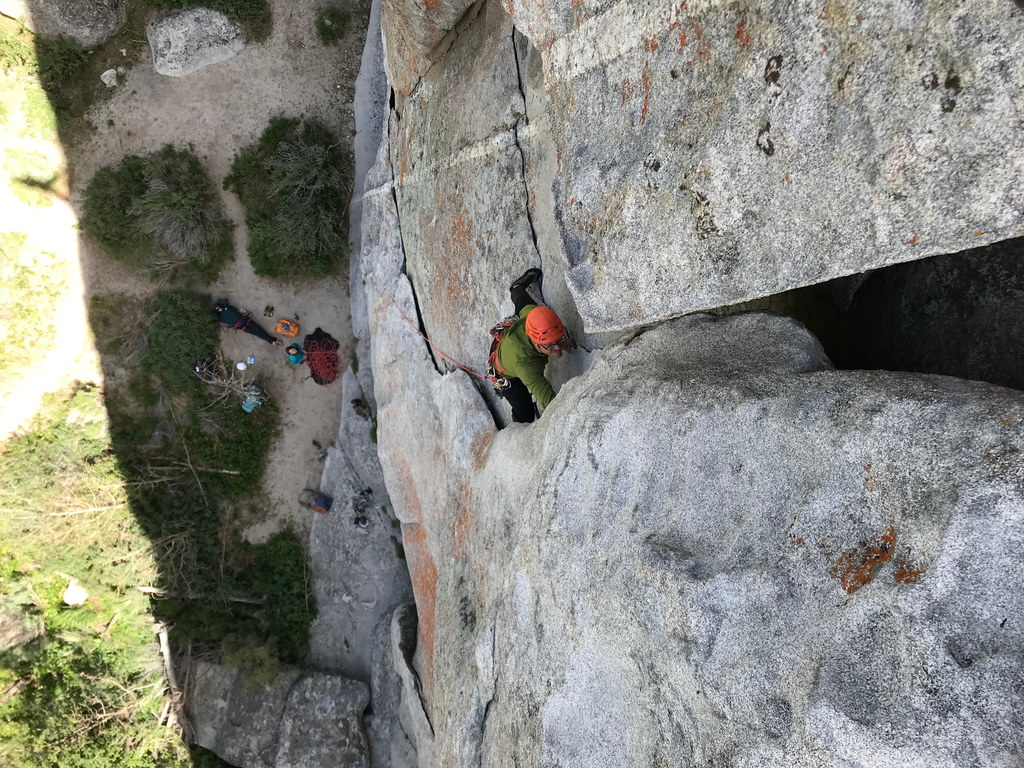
[492,268,574,423]
[212,299,282,345]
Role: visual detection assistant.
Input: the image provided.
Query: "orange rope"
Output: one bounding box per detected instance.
[374,300,497,382]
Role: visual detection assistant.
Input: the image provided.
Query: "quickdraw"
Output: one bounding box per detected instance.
[486,315,519,395]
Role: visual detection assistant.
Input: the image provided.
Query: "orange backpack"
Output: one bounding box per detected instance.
[275,318,300,339]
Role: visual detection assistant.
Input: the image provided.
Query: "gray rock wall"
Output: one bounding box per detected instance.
[357,0,1024,764]
[388,0,1024,338]
[355,78,1024,764]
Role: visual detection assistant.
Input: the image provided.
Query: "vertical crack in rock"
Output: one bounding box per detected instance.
[388,104,444,375]
[463,619,499,767]
[510,28,542,262]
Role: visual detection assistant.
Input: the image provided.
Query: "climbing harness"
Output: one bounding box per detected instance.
[486,316,519,395]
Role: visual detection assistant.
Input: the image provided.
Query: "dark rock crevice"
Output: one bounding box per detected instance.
[724,236,1024,392]
[510,27,542,263]
[388,101,443,376]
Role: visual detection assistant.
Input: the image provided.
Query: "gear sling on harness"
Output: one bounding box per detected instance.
[486,315,519,395]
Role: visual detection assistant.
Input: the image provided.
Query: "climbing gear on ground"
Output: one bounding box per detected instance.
[299,489,334,514]
[275,318,300,339]
[353,515,369,528]
[304,327,342,385]
[241,384,266,413]
[263,305,275,317]
[526,306,565,345]
[486,315,519,394]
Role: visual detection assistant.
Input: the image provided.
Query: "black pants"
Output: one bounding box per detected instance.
[241,319,278,345]
[504,283,538,423]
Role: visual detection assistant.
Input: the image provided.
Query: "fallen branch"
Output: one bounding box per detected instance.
[156,624,179,697]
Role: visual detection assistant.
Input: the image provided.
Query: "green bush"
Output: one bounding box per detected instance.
[139,289,218,390]
[225,117,350,277]
[34,36,87,94]
[0,29,34,74]
[81,146,232,282]
[315,6,351,45]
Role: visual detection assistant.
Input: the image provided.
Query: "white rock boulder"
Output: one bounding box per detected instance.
[147,8,244,78]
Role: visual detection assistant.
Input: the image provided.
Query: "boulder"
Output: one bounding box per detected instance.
[373,305,1024,765]
[188,662,370,767]
[0,0,125,48]
[276,674,371,768]
[147,9,244,78]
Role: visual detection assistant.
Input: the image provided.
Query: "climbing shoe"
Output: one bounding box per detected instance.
[510,267,543,293]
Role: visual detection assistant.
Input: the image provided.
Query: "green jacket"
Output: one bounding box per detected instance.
[496,304,556,409]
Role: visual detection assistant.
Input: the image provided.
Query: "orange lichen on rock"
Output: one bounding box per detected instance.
[620,78,634,106]
[403,523,437,705]
[640,61,652,125]
[894,560,925,584]
[471,430,493,470]
[451,507,472,561]
[734,21,751,47]
[831,525,896,594]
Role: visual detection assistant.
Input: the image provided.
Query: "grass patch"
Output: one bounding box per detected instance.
[20,86,58,141]
[315,6,351,45]
[0,387,186,768]
[3,149,59,206]
[0,233,65,377]
[81,146,232,283]
[145,0,272,43]
[0,25,34,74]
[0,302,314,762]
[224,117,351,278]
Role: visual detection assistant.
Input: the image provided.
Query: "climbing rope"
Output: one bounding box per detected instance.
[306,341,341,384]
[375,300,497,383]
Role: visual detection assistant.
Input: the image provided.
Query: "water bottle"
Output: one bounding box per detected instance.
[247,355,256,365]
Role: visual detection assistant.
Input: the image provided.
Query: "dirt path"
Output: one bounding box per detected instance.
[58,0,369,542]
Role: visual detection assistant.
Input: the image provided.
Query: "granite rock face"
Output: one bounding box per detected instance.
[354,84,1024,764]
[354,0,1024,764]
[147,8,244,78]
[386,0,1024,338]
[188,662,370,767]
[1,0,125,47]
[381,0,477,96]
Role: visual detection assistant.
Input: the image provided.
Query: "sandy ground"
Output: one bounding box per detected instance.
[31,0,369,542]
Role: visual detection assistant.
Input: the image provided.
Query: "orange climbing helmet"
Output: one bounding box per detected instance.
[525,306,565,345]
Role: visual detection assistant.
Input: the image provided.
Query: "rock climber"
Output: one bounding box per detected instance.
[490,268,574,423]
[212,299,282,346]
